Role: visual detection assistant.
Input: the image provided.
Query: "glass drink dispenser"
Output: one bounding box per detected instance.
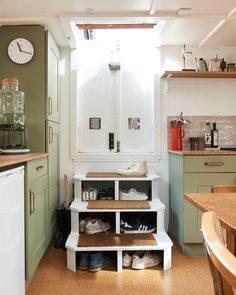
[0,78,25,128]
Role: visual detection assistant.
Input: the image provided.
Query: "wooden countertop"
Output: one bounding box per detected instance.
[169,150,236,155]
[0,152,48,168]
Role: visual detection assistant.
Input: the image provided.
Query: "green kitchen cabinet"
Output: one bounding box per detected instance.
[169,152,236,255]
[46,120,60,243]
[25,157,48,282]
[0,25,60,275]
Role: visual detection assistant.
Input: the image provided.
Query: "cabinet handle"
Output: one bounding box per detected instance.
[204,161,224,167]
[36,165,44,171]
[49,126,53,143]
[30,190,35,215]
[48,96,52,115]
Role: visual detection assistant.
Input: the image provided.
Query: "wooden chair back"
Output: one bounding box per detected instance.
[211,185,236,193]
[201,211,236,295]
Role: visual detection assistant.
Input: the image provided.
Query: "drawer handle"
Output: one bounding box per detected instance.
[36,165,44,171]
[204,161,224,167]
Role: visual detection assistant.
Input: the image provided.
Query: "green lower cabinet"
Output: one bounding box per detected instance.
[169,153,236,255]
[25,158,48,282]
[25,175,48,281]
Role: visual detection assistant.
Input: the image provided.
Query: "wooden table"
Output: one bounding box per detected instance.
[184,193,236,255]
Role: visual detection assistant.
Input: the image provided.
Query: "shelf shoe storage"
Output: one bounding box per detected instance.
[66,174,173,272]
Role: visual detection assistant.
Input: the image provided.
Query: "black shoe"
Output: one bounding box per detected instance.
[123,222,156,234]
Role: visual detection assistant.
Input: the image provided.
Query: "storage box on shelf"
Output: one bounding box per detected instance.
[66,174,173,272]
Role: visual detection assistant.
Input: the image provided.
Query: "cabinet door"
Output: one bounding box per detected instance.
[25,175,47,280]
[47,32,59,123]
[184,172,236,243]
[46,120,59,243]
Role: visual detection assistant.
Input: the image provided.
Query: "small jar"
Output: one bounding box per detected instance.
[0,78,25,128]
[227,63,235,72]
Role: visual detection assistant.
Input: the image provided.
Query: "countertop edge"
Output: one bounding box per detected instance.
[0,152,49,168]
[169,150,236,155]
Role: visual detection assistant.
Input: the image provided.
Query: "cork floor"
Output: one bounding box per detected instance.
[26,244,213,295]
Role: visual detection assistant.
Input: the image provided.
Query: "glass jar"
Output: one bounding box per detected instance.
[0,78,25,128]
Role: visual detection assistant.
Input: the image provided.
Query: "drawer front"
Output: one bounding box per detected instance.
[27,157,48,181]
[184,155,236,173]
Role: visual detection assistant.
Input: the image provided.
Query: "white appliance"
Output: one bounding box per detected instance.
[0,166,24,295]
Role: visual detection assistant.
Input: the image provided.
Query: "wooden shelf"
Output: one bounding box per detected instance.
[161,71,236,79]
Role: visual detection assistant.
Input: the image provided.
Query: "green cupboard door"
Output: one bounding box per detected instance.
[26,175,47,280]
[46,120,59,243]
[47,32,60,123]
[184,172,236,243]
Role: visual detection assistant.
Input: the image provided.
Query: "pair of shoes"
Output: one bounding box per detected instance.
[121,220,156,234]
[79,252,114,272]
[122,251,162,269]
[132,251,162,269]
[97,188,114,200]
[85,218,111,234]
[119,188,148,200]
[82,188,97,201]
[118,161,148,177]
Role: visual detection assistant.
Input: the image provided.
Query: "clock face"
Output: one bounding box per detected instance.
[8,38,34,64]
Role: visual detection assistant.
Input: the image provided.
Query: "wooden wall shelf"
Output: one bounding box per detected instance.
[161,71,236,79]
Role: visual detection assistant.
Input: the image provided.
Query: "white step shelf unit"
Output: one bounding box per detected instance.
[66,174,173,272]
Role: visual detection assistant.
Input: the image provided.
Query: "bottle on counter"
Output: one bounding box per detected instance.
[204,121,212,148]
[211,121,218,148]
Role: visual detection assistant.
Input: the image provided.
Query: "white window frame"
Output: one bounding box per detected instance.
[68,21,161,162]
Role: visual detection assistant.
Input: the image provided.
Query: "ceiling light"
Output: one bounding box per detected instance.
[177,8,192,16]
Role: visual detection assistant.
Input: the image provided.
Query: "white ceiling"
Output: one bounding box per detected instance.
[1,0,236,48]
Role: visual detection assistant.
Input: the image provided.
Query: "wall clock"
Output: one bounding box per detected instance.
[8,38,34,64]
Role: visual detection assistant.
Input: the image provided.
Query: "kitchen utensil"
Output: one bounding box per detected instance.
[179,112,191,125]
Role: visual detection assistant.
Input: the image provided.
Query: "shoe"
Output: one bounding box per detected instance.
[106,187,114,200]
[82,190,89,201]
[85,219,111,234]
[79,252,89,270]
[119,188,148,200]
[89,188,97,200]
[79,218,92,233]
[97,189,107,200]
[122,252,132,267]
[123,221,156,234]
[89,252,114,272]
[132,251,162,270]
[117,161,148,177]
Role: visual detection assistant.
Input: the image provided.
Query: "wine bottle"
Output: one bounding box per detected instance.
[211,121,218,148]
[204,121,212,148]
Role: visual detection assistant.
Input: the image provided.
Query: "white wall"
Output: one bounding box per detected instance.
[59,45,236,229]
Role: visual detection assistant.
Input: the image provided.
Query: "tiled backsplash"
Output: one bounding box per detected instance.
[167,116,236,150]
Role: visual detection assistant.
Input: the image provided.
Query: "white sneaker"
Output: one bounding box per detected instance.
[85,219,111,234]
[118,161,148,177]
[132,252,162,270]
[122,252,132,267]
[79,218,92,233]
[120,188,148,200]
[89,188,98,200]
